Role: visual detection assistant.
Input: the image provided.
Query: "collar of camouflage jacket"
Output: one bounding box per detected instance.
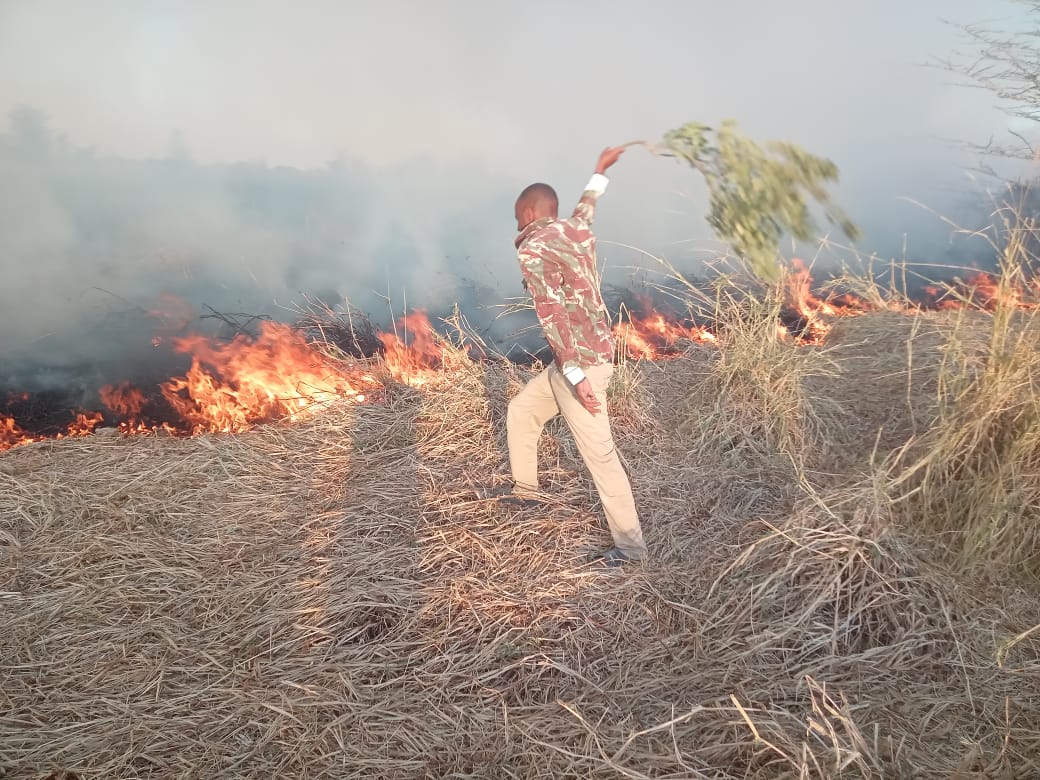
[514,216,556,249]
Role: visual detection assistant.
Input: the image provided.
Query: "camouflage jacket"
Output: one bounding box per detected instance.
[515,175,614,378]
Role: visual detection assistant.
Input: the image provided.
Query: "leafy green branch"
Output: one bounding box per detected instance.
[652,120,860,284]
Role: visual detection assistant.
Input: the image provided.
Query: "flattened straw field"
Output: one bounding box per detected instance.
[2,310,1039,778]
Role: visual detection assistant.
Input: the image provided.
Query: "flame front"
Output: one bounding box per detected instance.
[1,415,30,449]
[781,259,847,342]
[3,265,1039,454]
[614,309,715,360]
[1,410,102,449]
[378,311,447,387]
[105,312,449,436]
[159,320,379,434]
[924,271,1040,311]
[99,382,146,419]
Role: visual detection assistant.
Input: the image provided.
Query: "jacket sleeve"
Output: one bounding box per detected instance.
[518,237,581,372]
[570,172,610,225]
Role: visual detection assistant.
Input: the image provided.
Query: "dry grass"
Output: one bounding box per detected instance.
[878,211,1040,580]
[881,310,1040,579]
[2,299,1040,778]
[887,304,1040,578]
[688,281,838,471]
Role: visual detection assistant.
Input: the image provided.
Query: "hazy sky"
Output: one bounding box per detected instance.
[0,0,1021,170]
[0,0,1031,376]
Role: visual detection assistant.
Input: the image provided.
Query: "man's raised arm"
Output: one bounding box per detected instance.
[571,146,627,224]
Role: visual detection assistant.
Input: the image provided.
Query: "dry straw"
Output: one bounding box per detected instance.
[2,275,1039,777]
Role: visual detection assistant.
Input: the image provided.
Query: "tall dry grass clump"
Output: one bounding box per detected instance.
[680,269,838,471]
[887,206,1040,579]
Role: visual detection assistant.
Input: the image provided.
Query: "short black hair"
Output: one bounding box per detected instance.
[516,182,558,212]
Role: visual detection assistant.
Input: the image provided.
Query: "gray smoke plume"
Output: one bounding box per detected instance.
[0,0,1029,396]
[0,108,532,389]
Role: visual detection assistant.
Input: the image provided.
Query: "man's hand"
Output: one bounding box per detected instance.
[595,146,627,175]
[574,378,602,415]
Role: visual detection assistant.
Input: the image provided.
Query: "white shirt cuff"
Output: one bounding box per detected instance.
[585,173,609,195]
[563,366,587,385]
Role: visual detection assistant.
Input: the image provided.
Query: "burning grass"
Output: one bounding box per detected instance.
[3,251,1038,453]
[2,287,1040,777]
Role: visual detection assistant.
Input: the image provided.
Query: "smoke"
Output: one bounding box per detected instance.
[0,0,1031,392]
[0,103,1017,390]
[0,108,533,387]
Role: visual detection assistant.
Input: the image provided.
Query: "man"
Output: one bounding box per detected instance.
[504,146,648,567]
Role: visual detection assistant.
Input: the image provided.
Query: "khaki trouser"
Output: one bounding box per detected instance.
[506,362,647,560]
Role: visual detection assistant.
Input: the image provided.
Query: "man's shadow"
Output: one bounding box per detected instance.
[296,383,425,661]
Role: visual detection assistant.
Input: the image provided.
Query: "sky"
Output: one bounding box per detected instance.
[0,0,1032,378]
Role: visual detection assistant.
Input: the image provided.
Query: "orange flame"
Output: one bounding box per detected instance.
[922,270,1040,311]
[613,307,715,361]
[780,259,861,343]
[159,320,378,434]
[100,382,146,418]
[99,381,171,435]
[67,412,104,436]
[1,310,459,451]
[378,311,446,386]
[4,266,1039,454]
[1,415,31,449]
[1,410,103,450]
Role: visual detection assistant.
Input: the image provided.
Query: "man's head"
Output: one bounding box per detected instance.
[514,182,558,231]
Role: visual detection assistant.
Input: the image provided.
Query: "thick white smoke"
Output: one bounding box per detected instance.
[0,0,1028,390]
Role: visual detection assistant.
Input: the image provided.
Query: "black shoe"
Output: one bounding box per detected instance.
[587,547,632,568]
